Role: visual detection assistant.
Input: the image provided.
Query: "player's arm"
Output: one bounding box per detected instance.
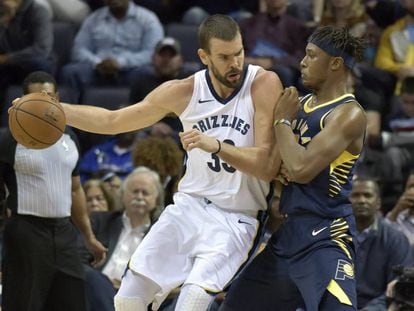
[61,78,193,134]
[71,175,107,266]
[180,70,283,181]
[274,87,366,184]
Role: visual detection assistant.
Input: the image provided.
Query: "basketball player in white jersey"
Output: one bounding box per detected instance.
[58,14,283,311]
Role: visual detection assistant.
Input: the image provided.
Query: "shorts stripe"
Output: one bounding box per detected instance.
[327,279,353,306]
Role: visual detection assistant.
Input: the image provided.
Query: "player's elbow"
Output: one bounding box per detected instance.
[288,165,315,184]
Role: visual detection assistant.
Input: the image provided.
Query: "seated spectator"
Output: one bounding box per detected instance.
[129,37,199,136]
[79,131,138,183]
[350,176,413,310]
[387,171,414,247]
[374,0,414,94]
[83,179,115,213]
[132,136,184,205]
[375,78,414,191]
[80,167,164,311]
[60,0,163,91]
[0,0,53,104]
[239,0,310,90]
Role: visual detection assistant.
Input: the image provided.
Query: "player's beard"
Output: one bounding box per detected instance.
[210,61,243,89]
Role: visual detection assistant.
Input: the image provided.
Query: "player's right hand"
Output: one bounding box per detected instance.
[179,129,219,154]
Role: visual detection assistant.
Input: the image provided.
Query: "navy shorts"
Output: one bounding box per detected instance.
[220,215,357,311]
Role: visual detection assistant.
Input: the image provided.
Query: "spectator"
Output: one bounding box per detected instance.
[60,0,164,91]
[84,178,116,213]
[132,136,184,205]
[387,171,414,247]
[129,37,199,136]
[363,0,404,29]
[80,167,164,311]
[379,77,414,191]
[0,0,53,103]
[0,71,106,311]
[374,0,414,94]
[79,131,137,183]
[239,0,310,89]
[350,176,413,310]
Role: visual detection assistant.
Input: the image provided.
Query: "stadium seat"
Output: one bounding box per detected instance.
[165,23,200,64]
[52,22,77,76]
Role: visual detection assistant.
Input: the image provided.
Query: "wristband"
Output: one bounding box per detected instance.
[212,139,221,155]
[274,119,292,127]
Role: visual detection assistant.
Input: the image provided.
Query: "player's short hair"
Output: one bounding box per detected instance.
[22,71,57,95]
[401,77,414,95]
[308,26,364,69]
[198,14,240,53]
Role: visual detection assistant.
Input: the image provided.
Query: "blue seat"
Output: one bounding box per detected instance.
[52,22,77,77]
[76,86,131,154]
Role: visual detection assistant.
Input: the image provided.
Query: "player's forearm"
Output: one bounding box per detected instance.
[274,125,309,183]
[218,142,279,181]
[62,103,120,134]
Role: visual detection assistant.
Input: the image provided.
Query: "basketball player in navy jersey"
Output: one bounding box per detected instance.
[53,14,283,311]
[220,26,366,311]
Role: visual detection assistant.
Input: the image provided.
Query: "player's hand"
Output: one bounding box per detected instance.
[179,129,219,153]
[274,86,301,121]
[8,97,20,114]
[275,162,292,185]
[85,236,107,268]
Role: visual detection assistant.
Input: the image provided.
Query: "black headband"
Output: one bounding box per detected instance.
[309,38,355,69]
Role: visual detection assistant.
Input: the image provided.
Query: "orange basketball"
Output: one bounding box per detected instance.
[8,92,66,149]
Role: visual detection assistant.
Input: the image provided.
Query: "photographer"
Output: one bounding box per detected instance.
[386,266,414,310]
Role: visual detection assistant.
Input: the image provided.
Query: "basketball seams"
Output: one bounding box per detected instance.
[8,93,66,149]
[9,107,49,147]
[16,98,65,114]
[14,106,64,134]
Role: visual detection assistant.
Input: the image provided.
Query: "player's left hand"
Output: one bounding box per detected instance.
[274,86,301,121]
[85,236,108,268]
[179,129,220,154]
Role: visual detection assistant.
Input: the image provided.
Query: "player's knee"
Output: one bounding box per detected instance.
[114,295,147,311]
[175,284,215,311]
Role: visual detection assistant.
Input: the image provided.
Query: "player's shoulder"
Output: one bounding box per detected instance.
[160,75,195,94]
[252,68,283,92]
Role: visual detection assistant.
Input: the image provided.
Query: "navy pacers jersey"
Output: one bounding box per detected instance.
[280,93,361,219]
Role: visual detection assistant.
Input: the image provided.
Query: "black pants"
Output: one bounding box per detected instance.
[2,215,86,311]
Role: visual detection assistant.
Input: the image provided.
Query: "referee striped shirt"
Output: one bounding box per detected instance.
[0,127,80,218]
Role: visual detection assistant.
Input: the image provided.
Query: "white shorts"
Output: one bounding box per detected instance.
[128,192,260,308]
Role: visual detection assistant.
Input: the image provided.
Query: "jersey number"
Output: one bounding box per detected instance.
[207,139,236,173]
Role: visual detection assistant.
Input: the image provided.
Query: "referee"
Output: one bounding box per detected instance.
[0,71,107,311]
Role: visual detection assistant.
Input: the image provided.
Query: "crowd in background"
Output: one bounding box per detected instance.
[1,0,414,310]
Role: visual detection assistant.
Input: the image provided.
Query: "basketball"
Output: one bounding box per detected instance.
[8,92,66,149]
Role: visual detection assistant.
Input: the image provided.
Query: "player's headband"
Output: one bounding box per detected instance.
[308,38,355,70]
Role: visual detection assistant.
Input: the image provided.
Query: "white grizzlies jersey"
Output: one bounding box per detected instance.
[178,65,270,216]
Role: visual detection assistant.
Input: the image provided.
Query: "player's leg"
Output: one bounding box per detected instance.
[319,284,357,311]
[174,284,215,311]
[114,270,161,311]
[219,246,304,311]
